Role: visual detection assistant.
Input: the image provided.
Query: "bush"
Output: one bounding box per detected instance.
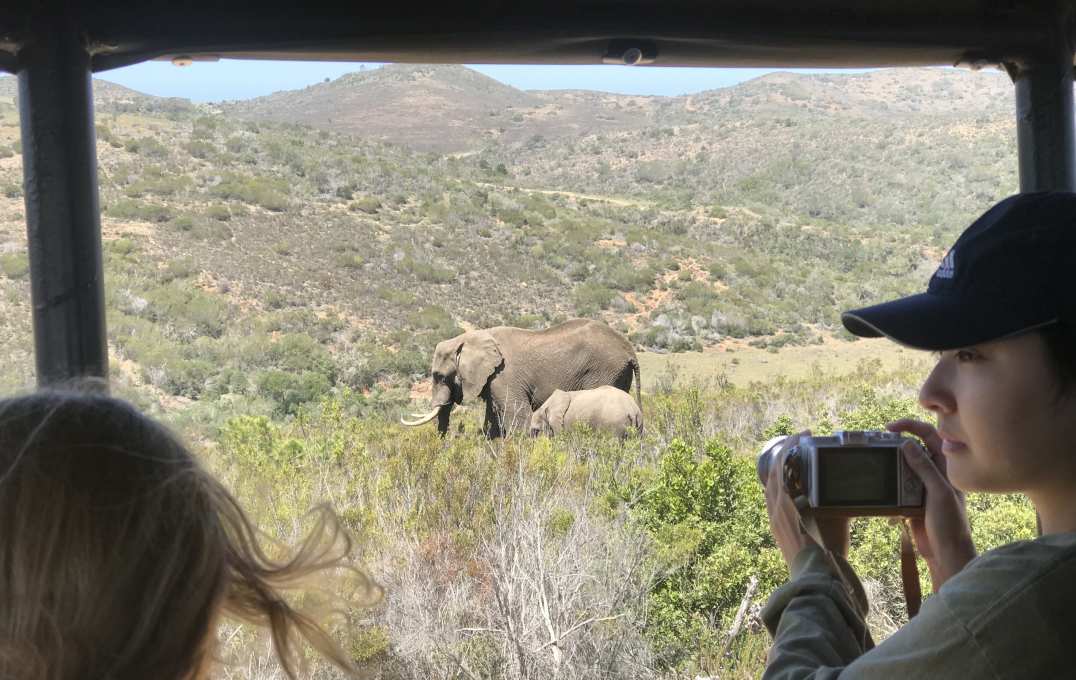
[0,252,29,279]
[572,281,616,315]
[124,173,190,198]
[406,305,461,336]
[207,204,232,221]
[171,215,195,232]
[628,438,784,667]
[225,136,246,153]
[334,252,364,269]
[160,257,197,282]
[676,281,719,316]
[106,238,137,257]
[350,196,381,213]
[266,333,335,375]
[339,344,427,390]
[185,140,215,159]
[256,369,333,415]
[376,286,417,306]
[191,219,233,242]
[106,199,173,223]
[143,285,232,339]
[124,136,169,159]
[398,257,455,284]
[211,173,290,211]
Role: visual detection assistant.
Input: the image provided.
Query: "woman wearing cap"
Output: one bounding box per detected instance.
[762,192,1076,679]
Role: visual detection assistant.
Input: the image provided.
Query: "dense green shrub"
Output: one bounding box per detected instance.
[207,204,232,221]
[398,257,455,284]
[627,438,783,668]
[573,281,616,315]
[676,281,719,316]
[124,136,170,159]
[256,369,332,415]
[124,172,190,198]
[143,284,232,339]
[406,305,461,337]
[334,252,364,269]
[106,199,174,223]
[211,173,290,211]
[0,252,29,279]
[351,196,381,213]
[265,333,335,377]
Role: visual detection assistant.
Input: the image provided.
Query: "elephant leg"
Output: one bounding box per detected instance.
[436,406,452,437]
[484,398,504,439]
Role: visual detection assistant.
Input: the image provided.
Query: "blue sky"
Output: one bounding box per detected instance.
[97,59,875,102]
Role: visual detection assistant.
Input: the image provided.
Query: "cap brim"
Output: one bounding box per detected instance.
[842,292,1057,351]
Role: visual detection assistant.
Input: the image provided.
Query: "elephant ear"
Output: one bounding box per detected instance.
[457,331,503,402]
[547,390,571,433]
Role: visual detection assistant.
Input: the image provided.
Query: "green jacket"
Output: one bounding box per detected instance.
[761,533,1076,679]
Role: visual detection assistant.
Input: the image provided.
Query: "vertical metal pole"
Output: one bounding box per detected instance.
[1008,39,1075,539]
[17,21,109,388]
[1012,59,1076,192]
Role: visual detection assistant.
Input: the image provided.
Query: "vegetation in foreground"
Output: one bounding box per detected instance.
[186,359,1036,679]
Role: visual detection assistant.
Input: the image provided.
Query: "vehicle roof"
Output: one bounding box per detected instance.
[2,1,1073,73]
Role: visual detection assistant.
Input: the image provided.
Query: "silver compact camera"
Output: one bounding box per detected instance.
[757,430,925,517]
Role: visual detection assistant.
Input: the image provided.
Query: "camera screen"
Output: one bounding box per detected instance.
[817,447,898,506]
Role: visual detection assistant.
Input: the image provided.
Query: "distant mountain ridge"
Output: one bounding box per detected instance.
[222,64,1013,153]
[1,65,1016,154]
[223,64,662,153]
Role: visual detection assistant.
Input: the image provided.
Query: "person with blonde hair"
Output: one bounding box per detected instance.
[0,388,381,680]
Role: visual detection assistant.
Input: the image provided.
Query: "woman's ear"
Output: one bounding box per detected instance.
[457,331,503,402]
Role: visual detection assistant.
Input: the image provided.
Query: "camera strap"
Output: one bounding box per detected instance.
[899,521,922,618]
[802,516,922,620]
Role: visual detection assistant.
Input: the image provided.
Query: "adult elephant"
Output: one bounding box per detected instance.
[401,319,641,438]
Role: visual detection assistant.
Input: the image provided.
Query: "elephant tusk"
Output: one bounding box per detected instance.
[400,408,442,426]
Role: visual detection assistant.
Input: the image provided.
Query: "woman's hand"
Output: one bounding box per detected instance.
[766,431,827,568]
[887,419,977,590]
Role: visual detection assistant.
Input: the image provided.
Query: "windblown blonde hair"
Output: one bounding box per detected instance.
[0,389,381,680]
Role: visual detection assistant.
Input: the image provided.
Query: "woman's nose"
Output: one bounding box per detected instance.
[918,360,956,415]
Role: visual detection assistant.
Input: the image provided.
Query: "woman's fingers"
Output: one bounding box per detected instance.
[886,418,942,454]
[900,440,949,496]
[887,418,953,481]
[900,440,976,589]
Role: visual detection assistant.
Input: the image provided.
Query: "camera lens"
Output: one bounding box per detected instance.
[757,436,787,484]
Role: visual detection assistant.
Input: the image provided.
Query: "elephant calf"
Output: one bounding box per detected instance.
[529,386,643,439]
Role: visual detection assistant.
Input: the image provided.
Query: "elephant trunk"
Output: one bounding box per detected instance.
[437,404,452,437]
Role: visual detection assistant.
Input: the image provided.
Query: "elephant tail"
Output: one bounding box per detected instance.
[632,359,642,407]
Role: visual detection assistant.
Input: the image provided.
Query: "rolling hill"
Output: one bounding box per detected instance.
[0,65,1019,410]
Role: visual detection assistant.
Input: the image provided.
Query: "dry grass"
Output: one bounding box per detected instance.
[639,336,930,389]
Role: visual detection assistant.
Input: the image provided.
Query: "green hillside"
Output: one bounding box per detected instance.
[0,65,1019,410]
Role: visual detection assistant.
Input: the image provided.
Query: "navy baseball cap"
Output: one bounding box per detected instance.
[842,192,1076,351]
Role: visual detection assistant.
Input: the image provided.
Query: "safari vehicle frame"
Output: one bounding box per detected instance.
[1,1,1074,386]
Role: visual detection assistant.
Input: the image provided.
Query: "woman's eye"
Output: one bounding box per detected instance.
[955,349,980,362]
